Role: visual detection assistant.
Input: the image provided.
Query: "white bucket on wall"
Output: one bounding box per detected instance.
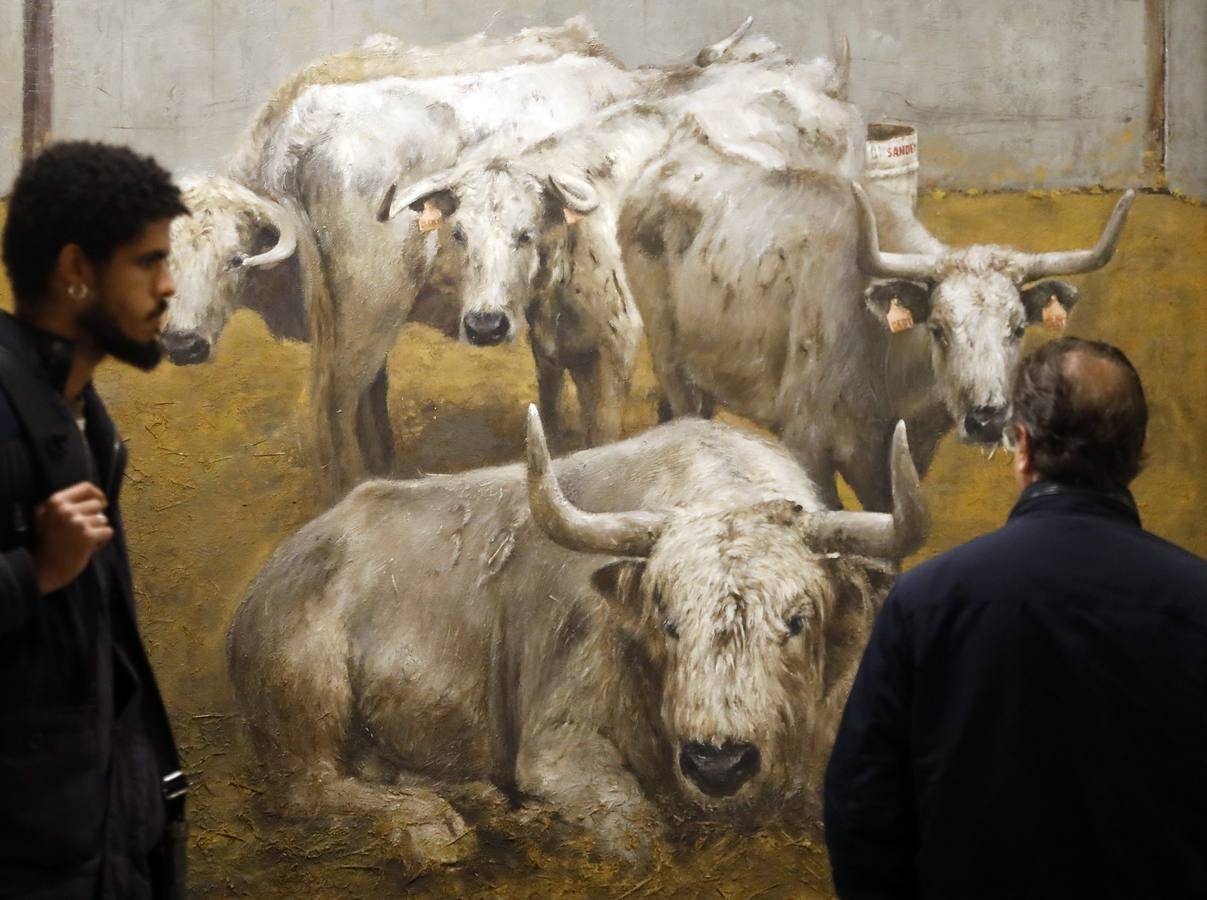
[865,122,919,210]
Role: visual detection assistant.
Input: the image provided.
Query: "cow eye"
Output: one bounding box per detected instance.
[927,322,948,346]
[452,224,467,244]
[786,614,805,637]
[663,619,679,640]
[226,254,245,271]
[516,230,533,246]
[1011,323,1027,341]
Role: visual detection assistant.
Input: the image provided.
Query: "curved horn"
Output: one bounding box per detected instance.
[1017,189,1136,281]
[240,196,298,270]
[546,172,599,215]
[852,182,938,281]
[525,405,667,557]
[696,16,754,66]
[798,421,930,560]
[377,168,461,223]
[826,35,851,101]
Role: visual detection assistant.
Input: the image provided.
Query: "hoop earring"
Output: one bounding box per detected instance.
[67,284,87,300]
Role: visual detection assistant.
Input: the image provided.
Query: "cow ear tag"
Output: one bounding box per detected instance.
[887,297,914,333]
[418,199,444,233]
[563,207,586,225]
[1042,294,1068,332]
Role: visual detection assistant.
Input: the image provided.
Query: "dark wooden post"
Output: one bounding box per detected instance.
[22,0,54,159]
[1143,0,1167,186]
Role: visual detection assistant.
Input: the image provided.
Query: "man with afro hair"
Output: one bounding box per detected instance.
[0,141,189,899]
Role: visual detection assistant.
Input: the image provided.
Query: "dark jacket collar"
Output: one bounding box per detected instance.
[0,310,78,394]
[0,310,122,496]
[1009,478,1142,528]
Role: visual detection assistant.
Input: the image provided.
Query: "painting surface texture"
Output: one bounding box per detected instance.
[4,1,1204,896]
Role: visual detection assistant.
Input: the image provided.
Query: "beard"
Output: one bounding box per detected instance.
[78,304,163,371]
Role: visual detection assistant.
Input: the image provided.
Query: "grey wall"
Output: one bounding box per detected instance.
[1167,0,1206,198]
[0,2,24,190]
[0,1,1200,194]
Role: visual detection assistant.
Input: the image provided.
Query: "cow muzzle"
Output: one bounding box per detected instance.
[161,330,212,365]
[462,311,511,346]
[962,404,1008,443]
[679,740,761,797]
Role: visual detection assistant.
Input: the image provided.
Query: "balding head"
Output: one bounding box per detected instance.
[1011,337,1147,488]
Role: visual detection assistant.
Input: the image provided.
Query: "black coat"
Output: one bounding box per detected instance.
[824,481,1207,900]
[0,312,183,899]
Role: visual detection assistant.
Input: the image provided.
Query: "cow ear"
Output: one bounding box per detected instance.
[820,558,894,701]
[249,223,281,257]
[1021,280,1078,331]
[865,279,931,333]
[544,173,599,226]
[378,177,460,224]
[591,560,647,613]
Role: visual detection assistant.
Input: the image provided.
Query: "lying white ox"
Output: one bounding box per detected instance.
[226,407,928,867]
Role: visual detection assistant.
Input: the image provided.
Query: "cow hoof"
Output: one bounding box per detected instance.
[376,790,478,868]
[404,813,477,867]
[590,815,662,868]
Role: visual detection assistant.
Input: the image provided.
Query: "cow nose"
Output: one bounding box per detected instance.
[463,312,510,346]
[963,405,1007,442]
[679,740,761,797]
[161,331,211,365]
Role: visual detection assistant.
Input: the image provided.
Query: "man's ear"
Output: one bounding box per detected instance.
[864,279,931,333]
[1012,422,1035,484]
[56,243,96,308]
[591,560,647,615]
[1021,280,1078,331]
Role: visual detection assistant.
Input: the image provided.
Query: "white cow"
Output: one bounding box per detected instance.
[166,20,755,498]
[227,406,927,867]
[618,103,1136,510]
[376,35,852,444]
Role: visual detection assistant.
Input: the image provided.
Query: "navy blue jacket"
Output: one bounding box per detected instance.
[824,481,1207,900]
[0,312,182,899]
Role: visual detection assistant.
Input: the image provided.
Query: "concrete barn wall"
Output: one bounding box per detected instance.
[1166,0,1207,199]
[0,2,24,190]
[0,1,1199,194]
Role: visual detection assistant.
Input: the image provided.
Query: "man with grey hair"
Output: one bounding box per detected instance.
[823,337,1207,899]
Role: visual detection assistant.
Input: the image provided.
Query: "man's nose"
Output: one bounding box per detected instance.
[159,267,176,298]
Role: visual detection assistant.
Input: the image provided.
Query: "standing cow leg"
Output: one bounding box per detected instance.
[321,320,403,495]
[835,427,895,513]
[516,724,663,864]
[311,362,366,502]
[650,358,710,420]
[781,417,844,510]
[623,240,708,421]
[570,351,629,447]
[534,353,566,442]
[355,363,395,476]
[904,405,955,480]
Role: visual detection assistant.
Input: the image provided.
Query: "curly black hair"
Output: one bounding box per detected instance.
[1011,337,1148,489]
[2,140,189,308]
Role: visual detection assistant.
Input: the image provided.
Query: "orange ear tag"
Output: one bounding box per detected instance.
[1042,295,1067,332]
[563,207,585,225]
[418,199,443,233]
[887,297,914,334]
